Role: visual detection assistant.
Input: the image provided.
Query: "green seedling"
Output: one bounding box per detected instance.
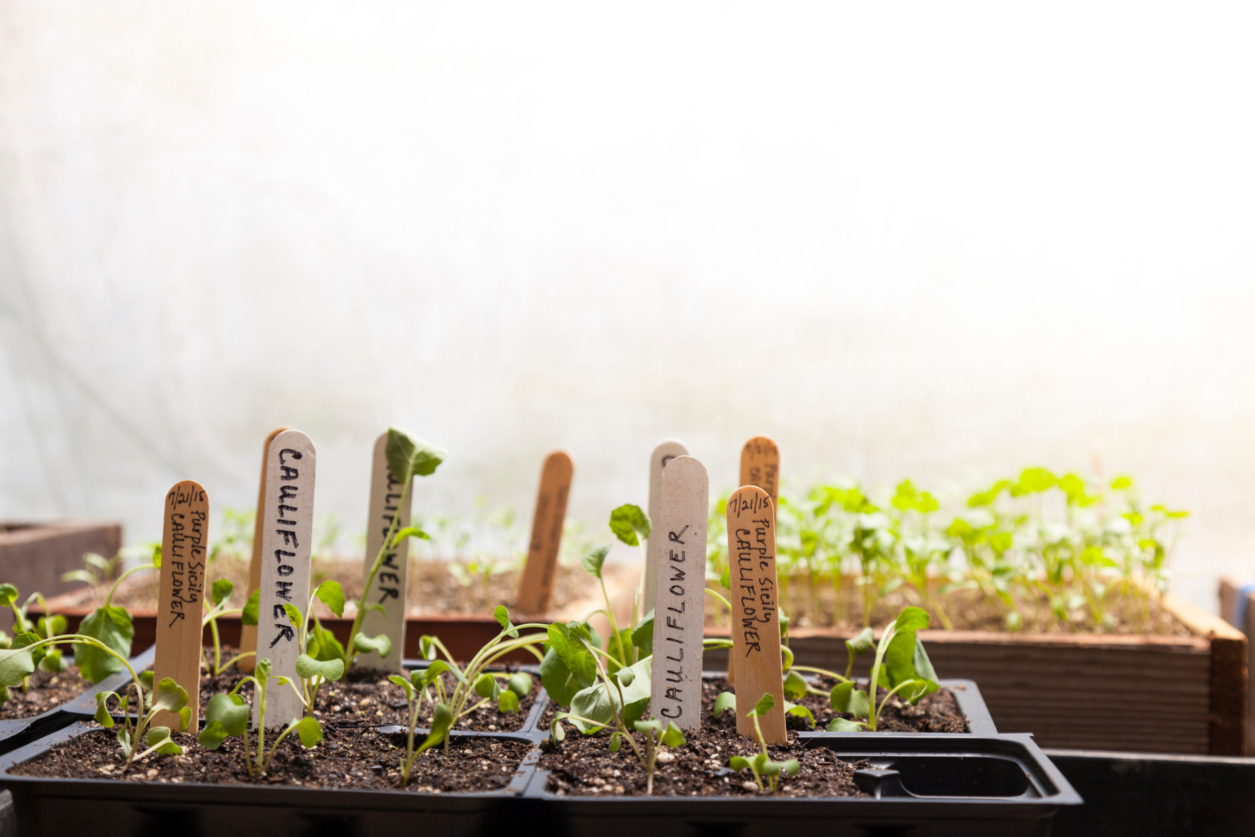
[198,657,323,776]
[344,428,443,671]
[728,693,799,793]
[388,668,456,787]
[415,605,546,752]
[201,581,260,675]
[825,606,939,732]
[626,719,686,795]
[276,579,369,717]
[0,623,176,769]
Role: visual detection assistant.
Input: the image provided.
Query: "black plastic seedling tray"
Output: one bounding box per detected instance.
[520,734,1081,837]
[0,645,156,757]
[1,664,1079,837]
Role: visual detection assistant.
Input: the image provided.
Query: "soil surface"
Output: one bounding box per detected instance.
[171,648,537,732]
[540,727,869,797]
[11,725,529,793]
[53,557,611,618]
[540,676,967,735]
[704,577,1194,637]
[0,664,91,721]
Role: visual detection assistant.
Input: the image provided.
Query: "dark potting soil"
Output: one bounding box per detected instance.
[0,664,91,721]
[161,648,537,732]
[10,724,529,793]
[539,676,968,735]
[539,726,870,798]
[702,676,969,734]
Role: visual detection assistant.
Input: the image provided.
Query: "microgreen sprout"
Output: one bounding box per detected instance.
[416,605,546,752]
[387,668,456,787]
[201,580,260,675]
[825,606,939,732]
[199,657,323,776]
[345,428,443,672]
[728,693,799,793]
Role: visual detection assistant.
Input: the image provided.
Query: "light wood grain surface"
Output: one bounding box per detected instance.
[238,426,289,673]
[152,480,209,730]
[356,432,412,672]
[516,451,575,615]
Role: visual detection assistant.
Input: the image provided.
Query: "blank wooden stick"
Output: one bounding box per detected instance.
[643,440,689,617]
[650,455,707,735]
[253,429,316,728]
[727,485,786,745]
[152,480,209,730]
[516,451,575,614]
[356,432,413,672]
[238,426,290,673]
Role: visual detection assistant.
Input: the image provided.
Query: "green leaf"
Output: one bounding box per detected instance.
[609,505,650,547]
[392,526,431,546]
[913,636,938,684]
[38,648,66,673]
[283,604,304,633]
[416,703,453,754]
[829,682,870,719]
[419,635,437,661]
[255,657,272,684]
[75,605,133,683]
[94,691,117,728]
[0,584,18,608]
[845,627,875,657]
[241,590,260,626]
[314,580,345,618]
[783,670,808,700]
[38,615,67,638]
[893,606,930,633]
[198,720,231,750]
[211,579,234,607]
[609,731,622,752]
[779,758,800,777]
[385,428,446,482]
[145,726,183,756]
[149,678,189,716]
[719,566,731,591]
[204,693,249,736]
[581,545,611,579]
[473,673,501,701]
[661,721,685,748]
[631,610,654,656]
[291,716,324,748]
[494,606,518,638]
[712,691,737,715]
[295,654,344,681]
[353,633,392,659]
[140,671,154,691]
[784,700,814,725]
[633,719,662,735]
[389,674,415,701]
[116,726,133,758]
[497,690,520,713]
[508,672,532,697]
[1110,476,1133,490]
[550,716,566,744]
[752,692,775,717]
[569,656,652,732]
[308,621,346,666]
[729,756,751,771]
[826,717,864,732]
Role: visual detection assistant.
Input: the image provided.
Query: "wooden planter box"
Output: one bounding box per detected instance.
[706,590,1246,756]
[0,522,122,632]
[1217,576,1255,755]
[36,564,636,665]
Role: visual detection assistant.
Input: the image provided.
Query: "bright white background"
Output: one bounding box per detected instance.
[2,2,1253,611]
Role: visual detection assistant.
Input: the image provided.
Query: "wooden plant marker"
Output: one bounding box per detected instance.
[727,485,786,744]
[152,480,209,730]
[643,439,689,617]
[650,456,708,736]
[740,435,780,511]
[238,426,290,673]
[253,429,316,728]
[729,435,780,685]
[357,432,413,672]
[516,451,575,614]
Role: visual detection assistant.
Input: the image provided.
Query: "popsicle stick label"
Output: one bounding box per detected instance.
[152,480,209,730]
[727,485,786,744]
[253,429,316,728]
[739,436,780,511]
[516,451,575,614]
[643,440,689,616]
[650,456,707,735]
[357,432,412,671]
[239,426,290,673]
